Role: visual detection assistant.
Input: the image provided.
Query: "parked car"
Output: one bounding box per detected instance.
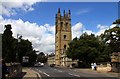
[34,62,44,67]
[40,63,44,67]
[50,64,55,67]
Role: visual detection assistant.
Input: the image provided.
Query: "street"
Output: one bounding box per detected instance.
[31,65,119,79]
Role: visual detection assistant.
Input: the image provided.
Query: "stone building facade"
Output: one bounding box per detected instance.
[111,52,120,72]
[55,8,73,67]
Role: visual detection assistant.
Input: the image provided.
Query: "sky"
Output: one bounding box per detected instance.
[0,1,119,54]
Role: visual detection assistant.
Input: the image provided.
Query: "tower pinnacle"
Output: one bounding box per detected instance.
[58,8,60,13]
[69,9,71,14]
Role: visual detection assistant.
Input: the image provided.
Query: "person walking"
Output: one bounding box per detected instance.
[94,63,97,71]
[91,63,94,70]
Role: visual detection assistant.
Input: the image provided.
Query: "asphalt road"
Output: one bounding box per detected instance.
[31,65,119,79]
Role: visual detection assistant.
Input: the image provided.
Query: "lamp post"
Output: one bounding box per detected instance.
[16,34,22,63]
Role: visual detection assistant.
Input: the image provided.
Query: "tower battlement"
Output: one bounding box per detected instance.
[56,8,71,21]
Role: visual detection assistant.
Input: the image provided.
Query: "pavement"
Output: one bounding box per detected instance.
[73,68,120,77]
[55,66,119,76]
[22,67,41,79]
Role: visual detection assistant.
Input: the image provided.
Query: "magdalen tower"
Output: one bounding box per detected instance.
[55,8,72,66]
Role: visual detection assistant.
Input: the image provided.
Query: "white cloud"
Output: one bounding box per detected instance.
[0,15,55,54]
[71,23,114,38]
[110,24,117,28]
[72,22,83,39]
[96,24,109,35]
[71,22,95,38]
[0,0,45,16]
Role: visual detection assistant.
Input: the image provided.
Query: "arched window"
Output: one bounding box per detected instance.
[64,45,66,49]
[61,22,63,26]
[64,35,66,39]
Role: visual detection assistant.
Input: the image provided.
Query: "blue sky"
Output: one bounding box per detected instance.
[0,2,119,53]
[3,2,118,32]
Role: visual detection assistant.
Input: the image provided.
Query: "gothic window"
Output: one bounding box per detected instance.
[64,35,66,39]
[61,22,63,26]
[64,45,66,49]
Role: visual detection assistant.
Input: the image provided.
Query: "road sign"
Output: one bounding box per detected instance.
[22,56,29,63]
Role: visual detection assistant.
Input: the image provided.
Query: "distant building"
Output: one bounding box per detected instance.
[47,56,55,65]
[55,8,74,67]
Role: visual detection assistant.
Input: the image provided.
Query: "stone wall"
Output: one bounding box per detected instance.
[97,63,111,72]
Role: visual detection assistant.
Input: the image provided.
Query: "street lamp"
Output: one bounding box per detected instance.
[16,34,22,63]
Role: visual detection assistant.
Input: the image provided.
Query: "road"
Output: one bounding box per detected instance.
[31,65,119,79]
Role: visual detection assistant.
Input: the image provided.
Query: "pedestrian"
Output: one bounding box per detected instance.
[94,63,97,71]
[91,63,94,70]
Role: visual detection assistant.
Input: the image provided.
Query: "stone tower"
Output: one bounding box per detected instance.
[55,8,72,66]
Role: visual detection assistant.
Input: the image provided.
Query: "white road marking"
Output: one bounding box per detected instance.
[57,70,62,72]
[74,74,80,77]
[68,73,74,76]
[68,73,80,77]
[43,72,50,77]
[54,69,62,72]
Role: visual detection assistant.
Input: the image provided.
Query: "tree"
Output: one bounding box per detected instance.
[66,37,79,60]
[37,52,47,63]
[66,33,109,67]
[18,39,35,63]
[101,20,120,53]
[2,24,37,64]
[2,24,16,62]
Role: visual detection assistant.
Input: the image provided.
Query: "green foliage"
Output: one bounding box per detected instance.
[37,52,47,63]
[2,24,37,64]
[66,19,120,67]
[2,24,16,62]
[101,23,120,53]
[66,33,110,67]
[113,19,120,24]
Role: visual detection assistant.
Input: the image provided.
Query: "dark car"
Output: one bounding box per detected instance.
[50,64,55,67]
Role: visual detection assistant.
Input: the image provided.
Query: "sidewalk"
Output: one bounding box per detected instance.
[74,68,119,77]
[22,67,41,79]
